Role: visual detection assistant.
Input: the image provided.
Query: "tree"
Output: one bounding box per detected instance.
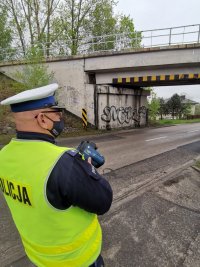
[0,5,12,60]
[88,0,117,52]
[166,94,192,119]
[117,15,141,49]
[179,101,191,118]
[88,6,141,52]
[158,98,166,120]
[3,0,60,55]
[167,94,181,119]
[195,104,200,115]
[148,90,160,122]
[1,0,139,57]
[58,0,109,55]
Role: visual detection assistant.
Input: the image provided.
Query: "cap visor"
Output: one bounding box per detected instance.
[50,105,66,110]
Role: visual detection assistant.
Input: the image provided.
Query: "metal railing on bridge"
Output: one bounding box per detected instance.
[0,24,200,62]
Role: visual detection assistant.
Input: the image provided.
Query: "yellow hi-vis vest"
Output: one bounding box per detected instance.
[0,139,102,267]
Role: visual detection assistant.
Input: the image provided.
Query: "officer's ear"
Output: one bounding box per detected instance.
[35,113,50,129]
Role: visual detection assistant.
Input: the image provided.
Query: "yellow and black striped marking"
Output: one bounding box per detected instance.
[113,73,200,85]
[82,108,87,129]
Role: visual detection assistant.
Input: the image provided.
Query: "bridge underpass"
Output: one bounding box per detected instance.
[1,25,200,129]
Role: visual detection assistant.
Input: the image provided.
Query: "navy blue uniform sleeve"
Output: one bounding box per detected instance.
[46,151,113,215]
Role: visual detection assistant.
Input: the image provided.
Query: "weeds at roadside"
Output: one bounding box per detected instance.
[195,160,200,169]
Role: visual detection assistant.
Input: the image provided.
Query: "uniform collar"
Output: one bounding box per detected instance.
[16,131,56,144]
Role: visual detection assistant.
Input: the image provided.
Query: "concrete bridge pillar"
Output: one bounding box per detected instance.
[94,85,149,129]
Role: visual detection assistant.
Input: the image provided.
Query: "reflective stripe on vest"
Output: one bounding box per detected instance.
[0,139,102,267]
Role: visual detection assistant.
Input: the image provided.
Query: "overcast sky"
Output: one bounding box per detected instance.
[115,0,200,102]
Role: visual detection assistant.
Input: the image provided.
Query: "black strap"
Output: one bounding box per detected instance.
[89,255,105,267]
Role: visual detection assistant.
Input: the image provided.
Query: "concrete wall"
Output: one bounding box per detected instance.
[0,59,93,123]
[84,84,96,125]
[1,44,200,128]
[85,45,200,72]
[96,86,148,129]
[0,60,150,129]
[48,61,96,125]
[47,59,88,120]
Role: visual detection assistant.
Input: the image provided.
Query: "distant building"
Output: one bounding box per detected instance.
[179,95,199,115]
[161,95,199,119]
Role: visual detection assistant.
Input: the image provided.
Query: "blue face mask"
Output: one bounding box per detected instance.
[49,119,65,137]
[45,115,65,137]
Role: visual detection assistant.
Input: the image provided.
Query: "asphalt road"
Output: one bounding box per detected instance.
[58,123,200,173]
[101,140,200,267]
[1,124,200,267]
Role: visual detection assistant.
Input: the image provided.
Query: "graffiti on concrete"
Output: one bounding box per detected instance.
[101,105,147,126]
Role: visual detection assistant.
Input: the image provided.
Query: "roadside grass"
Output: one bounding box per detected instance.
[0,128,107,147]
[195,160,200,168]
[153,118,200,126]
[0,134,15,146]
[0,121,133,146]
[60,127,107,138]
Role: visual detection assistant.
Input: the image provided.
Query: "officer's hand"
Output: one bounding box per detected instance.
[87,157,92,165]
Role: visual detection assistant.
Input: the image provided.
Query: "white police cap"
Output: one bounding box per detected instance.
[0,83,64,112]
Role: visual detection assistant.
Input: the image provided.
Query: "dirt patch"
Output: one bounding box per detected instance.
[163,175,185,186]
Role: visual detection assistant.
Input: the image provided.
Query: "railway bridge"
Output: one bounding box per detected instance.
[1,24,200,129]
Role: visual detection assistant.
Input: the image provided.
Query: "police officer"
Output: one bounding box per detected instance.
[0,83,113,267]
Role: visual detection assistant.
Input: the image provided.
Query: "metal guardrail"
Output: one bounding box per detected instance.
[0,24,200,61]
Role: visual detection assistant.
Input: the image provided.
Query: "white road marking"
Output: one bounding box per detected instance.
[145,136,167,142]
[187,130,199,133]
